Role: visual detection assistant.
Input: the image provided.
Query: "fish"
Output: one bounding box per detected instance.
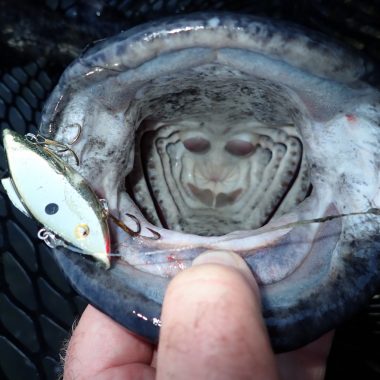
[15,13,380,352]
[1,128,111,268]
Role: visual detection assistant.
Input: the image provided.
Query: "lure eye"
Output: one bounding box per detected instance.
[45,203,59,215]
[75,224,90,239]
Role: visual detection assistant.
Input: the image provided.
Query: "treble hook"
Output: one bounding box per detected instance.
[67,123,82,145]
[146,227,161,240]
[108,213,140,236]
[43,138,80,166]
[125,213,142,234]
[26,130,80,166]
[108,213,161,240]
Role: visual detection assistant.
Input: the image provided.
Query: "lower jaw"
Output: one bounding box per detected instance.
[114,190,338,285]
[43,14,380,352]
[52,226,380,352]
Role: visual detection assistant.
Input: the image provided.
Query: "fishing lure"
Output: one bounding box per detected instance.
[1,129,111,268]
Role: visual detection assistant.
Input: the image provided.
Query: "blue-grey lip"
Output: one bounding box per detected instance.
[52,218,380,351]
[45,13,380,352]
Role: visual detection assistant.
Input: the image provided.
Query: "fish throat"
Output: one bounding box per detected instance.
[125,67,310,236]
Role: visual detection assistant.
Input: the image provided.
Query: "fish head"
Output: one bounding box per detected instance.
[2,128,111,268]
[34,13,380,351]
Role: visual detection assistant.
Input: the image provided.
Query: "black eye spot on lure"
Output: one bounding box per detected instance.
[45,203,59,215]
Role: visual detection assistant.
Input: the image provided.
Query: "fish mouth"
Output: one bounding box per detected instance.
[40,13,380,351]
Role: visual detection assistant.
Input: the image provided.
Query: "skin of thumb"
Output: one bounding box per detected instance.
[192,250,260,296]
[156,250,279,380]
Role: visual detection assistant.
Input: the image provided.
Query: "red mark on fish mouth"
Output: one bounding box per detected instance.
[346,114,357,123]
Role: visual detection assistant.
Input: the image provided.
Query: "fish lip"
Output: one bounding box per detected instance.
[42,13,380,351]
[51,246,165,342]
[52,235,380,351]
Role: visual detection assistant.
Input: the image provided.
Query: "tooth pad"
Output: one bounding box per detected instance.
[130,119,309,236]
[122,66,313,237]
[0,62,87,380]
[0,3,379,380]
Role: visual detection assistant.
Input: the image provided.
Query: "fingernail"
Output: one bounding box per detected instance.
[192,250,259,295]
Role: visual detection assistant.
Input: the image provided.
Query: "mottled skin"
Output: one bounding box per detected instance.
[40,13,380,351]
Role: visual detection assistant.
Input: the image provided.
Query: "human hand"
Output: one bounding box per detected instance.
[63,251,333,380]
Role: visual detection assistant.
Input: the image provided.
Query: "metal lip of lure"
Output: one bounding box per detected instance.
[1,128,111,269]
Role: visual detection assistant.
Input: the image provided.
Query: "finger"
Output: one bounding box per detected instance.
[64,305,155,380]
[276,331,334,380]
[157,250,279,380]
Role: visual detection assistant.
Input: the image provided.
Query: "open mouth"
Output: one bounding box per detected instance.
[38,13,380,351]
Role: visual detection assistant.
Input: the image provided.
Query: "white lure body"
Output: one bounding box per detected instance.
[1,129,111,268]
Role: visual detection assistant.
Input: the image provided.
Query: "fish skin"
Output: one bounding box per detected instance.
[2,129,111,268]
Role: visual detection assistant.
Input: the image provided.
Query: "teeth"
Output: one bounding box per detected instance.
[128,120,309,236]
[42,14,380,352]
